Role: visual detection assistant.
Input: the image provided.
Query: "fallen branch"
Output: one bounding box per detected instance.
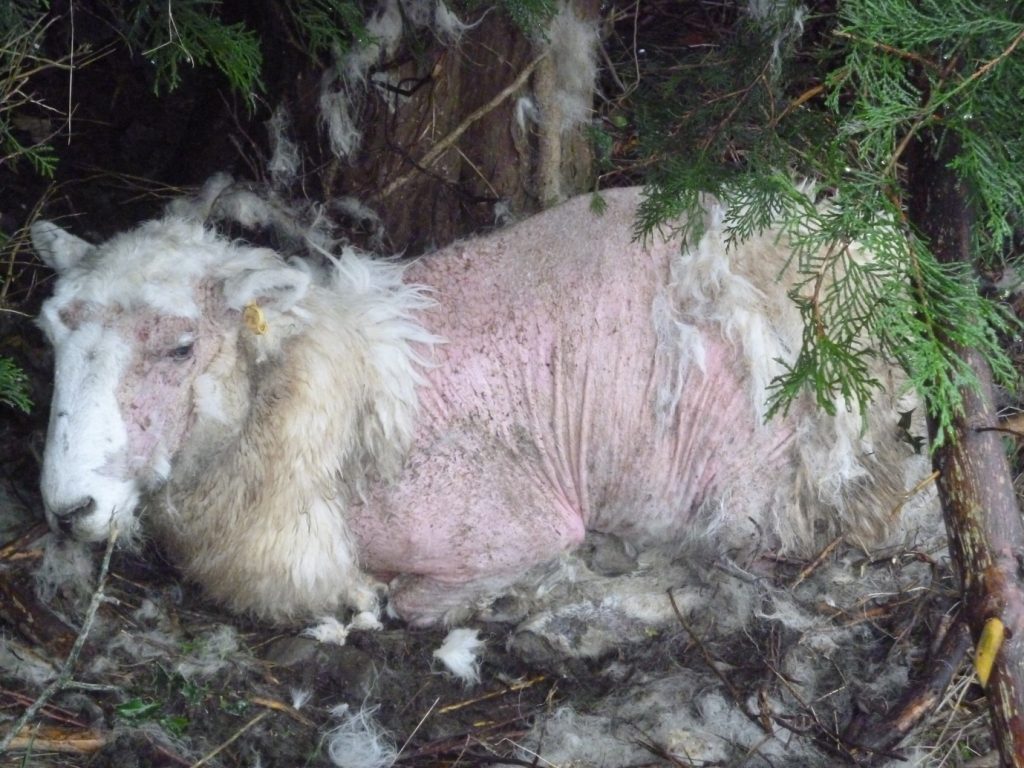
[907,131,1024,763]
[842,617,972,761]
[0,529,118,754]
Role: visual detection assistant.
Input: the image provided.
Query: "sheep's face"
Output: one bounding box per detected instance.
[32,218,309,542]
[37,300,205,541]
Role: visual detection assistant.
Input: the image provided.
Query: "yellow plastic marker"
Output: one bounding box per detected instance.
[243,302,268,335]
[975,616,1005,687]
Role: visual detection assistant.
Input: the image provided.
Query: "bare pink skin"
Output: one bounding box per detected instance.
[349,197,795,623]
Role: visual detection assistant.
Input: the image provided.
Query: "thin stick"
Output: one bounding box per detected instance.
[380,54,547,199]
[189,711,270,768]
[0,529,119,754]
[395,696,439,759]
[435,675,546,714]
[251,695,315,727]
[666,589,749,712]
[790,534,844,589]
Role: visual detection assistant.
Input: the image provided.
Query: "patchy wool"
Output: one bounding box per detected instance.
[34,182,935,631]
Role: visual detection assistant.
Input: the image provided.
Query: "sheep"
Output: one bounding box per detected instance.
[32,186,931,625]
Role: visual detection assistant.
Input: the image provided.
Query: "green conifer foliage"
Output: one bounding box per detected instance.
[631,0,1024,446]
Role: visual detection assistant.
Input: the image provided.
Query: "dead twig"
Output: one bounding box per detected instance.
[843,616,972,759]
[251,695,315,727]
[667,588,755,724]
[0,522,48,561]
[435,675,546,715]
[0,725,106,754]
[379,53,547,199]
[395,696,439,761]
[0,528,119,755]
[189,710,270,768]
[790,534,845,589]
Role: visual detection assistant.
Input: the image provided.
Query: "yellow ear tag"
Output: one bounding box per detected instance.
[975,616,1005,688]
[243,302,268,335]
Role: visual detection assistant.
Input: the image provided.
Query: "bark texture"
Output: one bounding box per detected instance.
[276,0,599,255]
[907,132,1024,765]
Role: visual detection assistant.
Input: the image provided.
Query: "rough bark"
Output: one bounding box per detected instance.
[279,0,599,255]
[906,132,1024,765]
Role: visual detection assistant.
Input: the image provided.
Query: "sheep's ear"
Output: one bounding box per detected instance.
[222,260,311,313]
[31,220,94,273]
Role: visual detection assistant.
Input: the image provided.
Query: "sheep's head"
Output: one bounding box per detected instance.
[33,217,311,542]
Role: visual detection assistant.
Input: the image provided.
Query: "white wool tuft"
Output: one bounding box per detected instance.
[493,200,515,227]
[333,196,382,229]
[302,611,384,647]
[291,688,313,711]
[33,534,96,606]
[319,85,365,160]
[212,188,280,230]
[132,598,164,622]
[349,610,384,631]
[302,616,351,646]
[316,0,478,158]
[746,0,808,73]
[514,96,539,130]
[267,107,301,186]
[175,625,240,680]
[107,628,177,665]
[433,0,473,42]
[543,2,600,133]
[319,0,405,158]
[433,628,485,685]
[326,703,397,768]
[165,173,234,221]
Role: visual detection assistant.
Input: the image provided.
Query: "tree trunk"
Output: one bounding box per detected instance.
[906,131,1024,765]
[275,0,599,255]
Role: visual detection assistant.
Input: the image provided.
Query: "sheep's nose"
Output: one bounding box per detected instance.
[49,497,96,535]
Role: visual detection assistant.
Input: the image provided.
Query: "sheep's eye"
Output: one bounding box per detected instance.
[169,342,194,361]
